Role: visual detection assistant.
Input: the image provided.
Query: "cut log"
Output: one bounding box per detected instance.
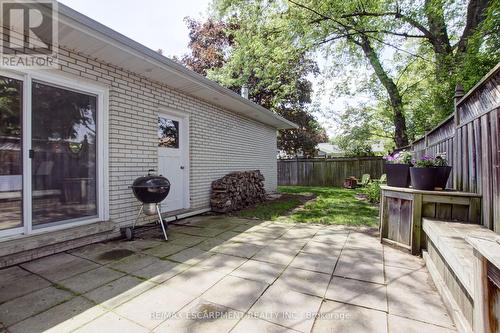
[210,170,266,213]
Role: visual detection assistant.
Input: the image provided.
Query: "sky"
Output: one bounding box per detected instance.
[59,0,211,58]
[58,0,363,138]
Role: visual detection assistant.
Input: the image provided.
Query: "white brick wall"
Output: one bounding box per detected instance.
[56,48,278,228]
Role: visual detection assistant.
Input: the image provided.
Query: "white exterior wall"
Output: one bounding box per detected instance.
[56,48,278,228]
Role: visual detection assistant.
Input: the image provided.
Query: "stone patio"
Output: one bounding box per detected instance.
[0,215,457,332]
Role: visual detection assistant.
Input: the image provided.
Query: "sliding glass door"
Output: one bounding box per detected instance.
[31,81,98,227]
[0,75,23,233]
[0,73,101,236]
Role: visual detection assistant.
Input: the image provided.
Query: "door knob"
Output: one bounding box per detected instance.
[180,166,185,170]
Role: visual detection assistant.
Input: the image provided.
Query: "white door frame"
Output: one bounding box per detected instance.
[158,107,190,210]
[0,68,109,239]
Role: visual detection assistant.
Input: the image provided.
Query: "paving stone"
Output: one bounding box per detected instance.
[229,233,274,246]
[344,233,383,251]
[196,253,247,274]
[175,226,224,238]
[68,243,137,264]
[312,300,387,333]
[84,275,155,309]
[301,241,343,255]
[166,233,207,247]
[388,314,456,332]
[154,298,243,333]
[202,275,268,312]
[142,243,186,258]
[60,266,124,294]
[385,266,433,288]
[214,230,242,241]
[74,312,149,333]
[231,224,262,233]
[249,226,287,239]
[114,284,195,329]
[109,253,163,273]
[0,266,51,303]
[289,251,338,274]
[249,285,323,333]
[279,229,317,243]
[209,241,263,259]
[310,233,349,245]
[21,253,99,282]
[167,247,214,265]
[383,246,426,270]
[194,237,229,251]
[125,239,165,251]
[387,281,454,328]
[334,259,385,284]
[132,260,191,283]
[339,247,384,264]
[231,315,297,333]
[8,296,106,333]
[231,260,285,284]
[326,276,387,312]
[0,286,74,326]
[274,266,330,298]
[252,245,301,265]
[164,266,226,296]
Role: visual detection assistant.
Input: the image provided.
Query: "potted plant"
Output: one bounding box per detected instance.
[410,156,436,190]
[434,156,452,190]
[383,150,412,187]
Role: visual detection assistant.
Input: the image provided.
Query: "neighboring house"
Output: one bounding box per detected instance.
[316,143,344,157]
[0,3,295,266]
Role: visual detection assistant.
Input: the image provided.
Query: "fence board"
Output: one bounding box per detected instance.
[277,157,384,187]
[408,64,499,232]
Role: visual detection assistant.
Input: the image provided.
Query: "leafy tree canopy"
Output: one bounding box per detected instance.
[211,0,499,148]
[181,14,328,157]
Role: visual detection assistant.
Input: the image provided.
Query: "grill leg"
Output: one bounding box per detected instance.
[132,205,144,230]
[156,204,168,241]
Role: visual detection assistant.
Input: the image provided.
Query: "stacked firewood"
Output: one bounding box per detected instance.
[210,170,266,213]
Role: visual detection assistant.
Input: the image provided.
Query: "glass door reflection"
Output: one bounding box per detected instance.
[31,81,98,227]
[0,76,23,232]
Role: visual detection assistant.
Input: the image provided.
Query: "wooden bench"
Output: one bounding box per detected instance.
[422,219,499,333]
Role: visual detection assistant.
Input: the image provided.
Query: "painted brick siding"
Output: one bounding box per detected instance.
[55,47,278,228]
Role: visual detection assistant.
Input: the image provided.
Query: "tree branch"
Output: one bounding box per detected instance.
[455,0,489,53]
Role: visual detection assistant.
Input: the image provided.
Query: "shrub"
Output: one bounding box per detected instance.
[364,181,381,203]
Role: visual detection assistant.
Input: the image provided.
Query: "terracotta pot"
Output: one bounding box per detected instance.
[410,167,438,190]
[385,164,410,188]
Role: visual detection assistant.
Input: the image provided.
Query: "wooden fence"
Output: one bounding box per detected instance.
[277,157,384,187]
[407,63,500,232]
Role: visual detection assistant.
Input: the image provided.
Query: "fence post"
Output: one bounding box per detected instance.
[453,83,465,189]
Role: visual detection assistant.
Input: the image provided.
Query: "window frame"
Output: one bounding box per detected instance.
[0,68,109,238]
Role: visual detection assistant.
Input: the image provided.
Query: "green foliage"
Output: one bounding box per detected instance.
[413,155,449,167]
[181,14,328,156]
[363,181,381,203]
[332,105,393,156]
[384,150,413,164]
[278,186,379,226]
[212,0,500,147]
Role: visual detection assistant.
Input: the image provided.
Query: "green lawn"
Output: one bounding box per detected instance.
[235,186,379,227]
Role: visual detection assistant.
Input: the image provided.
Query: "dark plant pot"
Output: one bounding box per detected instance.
[410,167,438,190]
[435,166,452,190]
[385,163,410,188]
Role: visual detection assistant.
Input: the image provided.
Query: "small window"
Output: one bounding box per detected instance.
[158,117,179,148]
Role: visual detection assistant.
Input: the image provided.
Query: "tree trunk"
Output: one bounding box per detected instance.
[358,36,409,148]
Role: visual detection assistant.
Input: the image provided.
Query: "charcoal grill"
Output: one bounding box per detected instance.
[126,169,171,240]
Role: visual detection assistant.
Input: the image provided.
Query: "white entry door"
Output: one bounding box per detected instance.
[157,112,189,212]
